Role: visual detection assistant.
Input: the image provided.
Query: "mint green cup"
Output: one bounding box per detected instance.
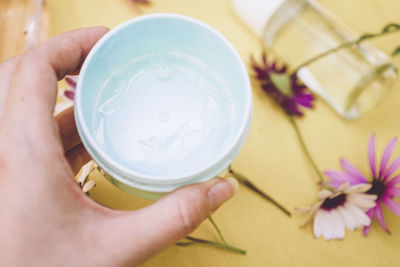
[74,14,252,199]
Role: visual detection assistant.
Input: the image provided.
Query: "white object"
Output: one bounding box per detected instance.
[74,14,252,199]
[232,0,285,37]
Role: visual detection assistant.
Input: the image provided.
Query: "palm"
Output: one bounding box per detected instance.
[0,27,237,267]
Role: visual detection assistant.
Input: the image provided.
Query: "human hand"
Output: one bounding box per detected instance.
[0,27,238,267]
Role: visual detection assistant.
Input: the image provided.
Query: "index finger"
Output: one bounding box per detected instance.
[5,27,108,121]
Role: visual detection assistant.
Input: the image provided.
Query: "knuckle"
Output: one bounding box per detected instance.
[23,48,42,65]
[175,197,202,234]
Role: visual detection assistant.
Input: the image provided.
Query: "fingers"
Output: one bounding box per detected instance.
[55,106,93,175]
[55,106,81,152]
[5,27,108,124]
[102,177,239,265]
[65,144,91,175]
[39,26,109,80]
[0,56,21,120]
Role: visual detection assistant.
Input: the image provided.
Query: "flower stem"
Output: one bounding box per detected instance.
[288,116,331,190]
[228,168,291,217]
[291,23,400,75]
[208,216,227,245]
[176,236,246,255]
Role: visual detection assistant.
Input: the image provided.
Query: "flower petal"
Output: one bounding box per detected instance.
[77,161,95,186]
[325,170,363,187]
[363,207,375,236]
[340,158,368,183]
[383,157,400,181]
[294,93,314,108]
[385,175,400,188]
[328,179,346,188]
[313,210,325,238]
[368,134,376,179]
[296,201,322,214]
[279,65,287,73]
[386,187,400,197]
[338,181,350,191]
[321,211,334,240]
[65,76,77,89]
[338,206,356,231]
[344,183,371,194]
[375,202,391,234]
[330,209,345,240]
[347,193,377,211]
[382,196,400,216]
[64,90,75,101]
[318,190,333,199]
[379,138,397,178]
[363,225,371,236]
[345,203,371,227]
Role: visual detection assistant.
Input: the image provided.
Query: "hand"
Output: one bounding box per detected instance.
[0,27,238,267]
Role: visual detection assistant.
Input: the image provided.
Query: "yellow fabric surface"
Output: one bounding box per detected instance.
[47,0,400,266]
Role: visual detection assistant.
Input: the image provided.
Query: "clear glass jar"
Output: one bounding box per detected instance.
[234,0,397,119]
[266,0,398,119]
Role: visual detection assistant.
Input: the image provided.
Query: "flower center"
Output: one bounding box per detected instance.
[366,179,386,200]
[321,193,346,211]
[269,73,292,96]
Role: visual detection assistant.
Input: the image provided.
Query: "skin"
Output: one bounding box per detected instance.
[0,27,238,267]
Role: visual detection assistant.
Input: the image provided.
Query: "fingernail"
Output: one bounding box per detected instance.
[208,177,239,212]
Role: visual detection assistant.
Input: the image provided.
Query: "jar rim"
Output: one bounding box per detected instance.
[74,13,253,187]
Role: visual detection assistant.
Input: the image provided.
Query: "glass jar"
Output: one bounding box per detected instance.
[233,0,397,119]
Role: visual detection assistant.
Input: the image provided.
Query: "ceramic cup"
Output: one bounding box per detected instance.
[74,14,252,199]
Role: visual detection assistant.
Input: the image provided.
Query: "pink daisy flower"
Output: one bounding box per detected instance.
[325,134,400,235]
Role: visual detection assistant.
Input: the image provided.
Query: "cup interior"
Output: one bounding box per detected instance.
[76,14,251,184]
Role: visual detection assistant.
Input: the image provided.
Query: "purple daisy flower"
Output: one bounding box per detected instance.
[325,134,400,235]
[251,52,314,116]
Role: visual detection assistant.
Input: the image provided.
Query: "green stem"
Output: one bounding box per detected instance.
[291,24,400,75]
[288,116,332,190]
[176,236,246,255]
[208,216,227,245]
[228,168,291,217]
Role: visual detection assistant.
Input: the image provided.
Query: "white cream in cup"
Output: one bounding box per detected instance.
[74,14,253,199]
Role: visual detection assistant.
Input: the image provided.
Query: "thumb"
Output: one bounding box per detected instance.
[102,177,238,265]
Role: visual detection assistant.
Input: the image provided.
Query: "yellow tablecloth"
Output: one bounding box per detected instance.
[47,0,400,266]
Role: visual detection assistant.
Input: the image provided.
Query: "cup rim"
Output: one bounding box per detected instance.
[74,13,252,185]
